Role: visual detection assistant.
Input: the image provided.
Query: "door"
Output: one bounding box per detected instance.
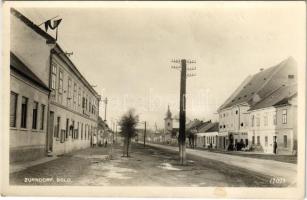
[47,111,54,152]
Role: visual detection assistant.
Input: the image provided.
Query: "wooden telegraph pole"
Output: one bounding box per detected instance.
[143,121,147,147]
[179,59,187,165]
[171,59,196,165]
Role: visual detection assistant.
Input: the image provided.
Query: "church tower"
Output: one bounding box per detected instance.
[164,105,173,133]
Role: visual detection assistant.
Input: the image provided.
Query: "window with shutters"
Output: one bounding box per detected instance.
[40,104,45,130]
[32,101,38,129]
[10,92,18,127]
[21,96,28,128]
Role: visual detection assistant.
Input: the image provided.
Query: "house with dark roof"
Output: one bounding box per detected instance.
[248,84,297,155]
[195,122,219,148]
[10,52,50,163]
[217,57,297,152]
[10,8,101,160]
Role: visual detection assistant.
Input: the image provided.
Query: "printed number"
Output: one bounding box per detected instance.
[269,177,286,184]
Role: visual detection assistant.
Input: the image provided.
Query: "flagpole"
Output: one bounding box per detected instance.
[56,26,58,41]
[38,16,59,27]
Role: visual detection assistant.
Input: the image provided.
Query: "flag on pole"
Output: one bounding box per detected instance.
[44,19,62,32]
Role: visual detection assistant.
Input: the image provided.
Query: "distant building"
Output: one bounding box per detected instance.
[195,122,219,148]
[163,105,179,144]
[217,57,297,153]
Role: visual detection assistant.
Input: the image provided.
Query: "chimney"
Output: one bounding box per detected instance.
[288,74,295,85]
[260,68,264,72]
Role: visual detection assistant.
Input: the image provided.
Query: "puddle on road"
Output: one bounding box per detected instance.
[90,161,136,180]
[158,163,182,171]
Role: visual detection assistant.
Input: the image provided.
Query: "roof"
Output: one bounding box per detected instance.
[12,8,100,99]
[198,122,217,133]
[273,93,297,107]
[218,57,297,111]
[10,52,50,92]
[206,122,219,132]
[11,8,55,44]
[186,119,205,131]
[249,84,297,111]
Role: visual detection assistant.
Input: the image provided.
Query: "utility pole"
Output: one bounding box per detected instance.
[171,59,196,165]
[143,121,147,147]
[103,97,108,121]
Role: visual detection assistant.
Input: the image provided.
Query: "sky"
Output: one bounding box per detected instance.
[17,2,305,130]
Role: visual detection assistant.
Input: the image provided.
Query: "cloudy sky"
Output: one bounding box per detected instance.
[17,2,305,130]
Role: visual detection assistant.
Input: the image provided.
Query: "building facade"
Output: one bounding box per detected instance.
[10,53,50,163]
[10,8,101,160]
[47,45,101,155]
[217,57,297,154]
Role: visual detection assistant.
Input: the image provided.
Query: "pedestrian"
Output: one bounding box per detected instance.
[273,141,278,154]
[105,140,108,147]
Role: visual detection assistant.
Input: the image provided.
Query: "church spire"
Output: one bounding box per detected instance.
[166,104,172,119]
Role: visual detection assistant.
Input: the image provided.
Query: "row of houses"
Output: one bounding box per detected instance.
[10,9,101,163]
[156,57,297,155]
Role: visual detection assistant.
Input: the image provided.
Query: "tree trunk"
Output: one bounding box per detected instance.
[126,136,130,157]
[123,136,128,157]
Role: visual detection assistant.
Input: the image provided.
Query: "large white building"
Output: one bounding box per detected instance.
[217,57,297,154]
[248,84,297,154]
[10,8,101,161]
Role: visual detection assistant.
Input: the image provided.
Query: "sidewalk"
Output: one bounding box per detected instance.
[10,145,113,174]
[147,143,297,186]
[10,156,58,174]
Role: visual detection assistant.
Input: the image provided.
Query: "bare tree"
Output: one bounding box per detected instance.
[119,109,139,157]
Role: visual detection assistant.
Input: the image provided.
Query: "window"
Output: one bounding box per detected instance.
[273,114,277,125]
[67,78,72,106]
[284,135,287,147]
[257,136,260,145]
[264,115,268,126]
[282,109,287,124]
[265,136,268,147]
[72,120,75,139]
[10,92,18,127]
[40,104,45,130]
[54,117,61,138]
[81,123,83,140]
[66,118,69,139]
[32,101,38,129]
[21,97,28,128]
[252,136,255,145]
[251,115,254,127]
[73,83,77,109]
[51,63,57,89]
[235,110,238,114]
[240,122,244,127]
[256,117,260,127]
[58,70,63,94]
[77,122,79,139]
[78,87,81,106]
